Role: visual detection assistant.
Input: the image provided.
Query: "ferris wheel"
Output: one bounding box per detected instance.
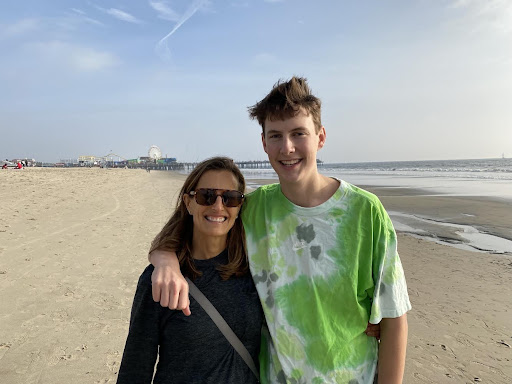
[148,145,162,160]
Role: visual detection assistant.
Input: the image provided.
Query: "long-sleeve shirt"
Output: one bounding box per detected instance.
[117,249,263,383]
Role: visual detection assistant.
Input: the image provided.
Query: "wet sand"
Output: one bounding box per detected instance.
[0,168,510,383]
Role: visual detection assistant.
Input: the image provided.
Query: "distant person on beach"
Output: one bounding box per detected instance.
[117,157,263,383]
[2,164,7,169]
[149,77,410,383]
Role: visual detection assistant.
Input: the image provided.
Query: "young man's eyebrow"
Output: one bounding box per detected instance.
[266,127,307,135]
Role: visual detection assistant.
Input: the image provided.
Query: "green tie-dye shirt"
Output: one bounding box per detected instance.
[242,181,411,384]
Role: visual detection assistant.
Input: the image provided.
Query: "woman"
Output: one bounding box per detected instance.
[117,157,263,383]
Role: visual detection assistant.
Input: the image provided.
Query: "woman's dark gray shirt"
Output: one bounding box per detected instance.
[117,250,263,383]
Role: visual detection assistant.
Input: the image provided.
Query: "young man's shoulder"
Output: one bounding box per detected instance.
[244,183,280,205]
[244,180,384,208]
[341,180,382,206]
[246,183,280,197]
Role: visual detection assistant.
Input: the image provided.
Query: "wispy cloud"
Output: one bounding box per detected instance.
[26,41,120,72]
[92,4,143,24]
[448,0,512,34]
[1,18,40,38]
[149,1,181,22]
[230,1,249,7]
[155,0,209,62]
[105,8,142,24]
[69,8,104,26]
[71,8,86,15]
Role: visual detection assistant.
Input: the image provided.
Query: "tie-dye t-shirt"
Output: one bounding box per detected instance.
[241,181,411,384]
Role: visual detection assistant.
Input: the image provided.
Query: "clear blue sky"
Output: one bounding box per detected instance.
[1,0,511,163]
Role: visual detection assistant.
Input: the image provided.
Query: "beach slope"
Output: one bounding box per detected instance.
[0,168,510,383]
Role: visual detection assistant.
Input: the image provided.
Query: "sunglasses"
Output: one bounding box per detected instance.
[189,188,244,207]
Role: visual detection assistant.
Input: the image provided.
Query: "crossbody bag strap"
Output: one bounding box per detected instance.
[185,277,260,382]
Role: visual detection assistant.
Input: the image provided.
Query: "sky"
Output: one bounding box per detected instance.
[1,0,511,163]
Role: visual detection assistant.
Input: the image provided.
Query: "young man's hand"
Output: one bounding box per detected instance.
[149,250,191,316]
[364,322,381,340]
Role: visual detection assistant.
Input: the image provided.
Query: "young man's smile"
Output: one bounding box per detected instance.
[279,159,302,166]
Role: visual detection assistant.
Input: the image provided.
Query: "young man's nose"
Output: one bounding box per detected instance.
[280,136,295,154]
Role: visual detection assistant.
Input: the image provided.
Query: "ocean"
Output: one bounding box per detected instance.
[178,157,512,253]
[240,157,512,253]
[242,158,512,200]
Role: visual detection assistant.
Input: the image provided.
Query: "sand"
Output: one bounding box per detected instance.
[0,168,511,383]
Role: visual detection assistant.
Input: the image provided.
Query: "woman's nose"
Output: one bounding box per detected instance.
[211,194,224,210]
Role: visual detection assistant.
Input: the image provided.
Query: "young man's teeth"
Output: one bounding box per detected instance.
[281,160,300,166]
[206,216,226,222]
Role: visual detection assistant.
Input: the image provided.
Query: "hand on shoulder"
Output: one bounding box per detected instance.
[149,250,191,316]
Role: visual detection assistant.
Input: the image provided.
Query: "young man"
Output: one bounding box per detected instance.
[150,77,411,383]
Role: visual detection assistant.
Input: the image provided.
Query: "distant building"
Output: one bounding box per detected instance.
[10,158,36,167]
[78,155,101,166]
[158,157,177,164]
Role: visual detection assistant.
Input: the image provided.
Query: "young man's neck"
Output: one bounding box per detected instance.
[279,173,340,208]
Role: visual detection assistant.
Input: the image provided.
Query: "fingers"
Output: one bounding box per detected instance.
[364,322,381,339]
[177,283,189,311]
[151,278,161,302]
[151,268,171,307]
[179,286,191,316]
[160,285,170,308]
[150,266,190,313]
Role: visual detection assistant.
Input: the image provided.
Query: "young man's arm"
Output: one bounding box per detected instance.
[149,251,382,337]
[149,250,191,316]
[377,313,408,384]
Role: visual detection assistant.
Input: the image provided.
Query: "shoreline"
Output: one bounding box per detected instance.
[246,177,512,256]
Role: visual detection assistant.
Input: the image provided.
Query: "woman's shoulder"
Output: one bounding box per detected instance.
[137,264,155,287]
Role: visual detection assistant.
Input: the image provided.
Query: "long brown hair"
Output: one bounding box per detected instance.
[150,157,248,280]
[248,76,322,134]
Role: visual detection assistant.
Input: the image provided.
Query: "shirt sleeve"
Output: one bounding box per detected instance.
[117,266,160,384]
[369,203,412,324]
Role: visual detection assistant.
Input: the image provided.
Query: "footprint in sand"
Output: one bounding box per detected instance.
[413,372,435,383]
[105,350,120,372]
[0,342,12,359]
[75,344,88,352]
[95,378,114,383]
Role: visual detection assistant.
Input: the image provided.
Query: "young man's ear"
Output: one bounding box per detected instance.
[317,126,326,149]
[261,132,268,154]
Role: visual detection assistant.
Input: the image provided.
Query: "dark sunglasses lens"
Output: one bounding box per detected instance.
[223,191,243,207]
[193,189,243,207]
[193,189,211,205]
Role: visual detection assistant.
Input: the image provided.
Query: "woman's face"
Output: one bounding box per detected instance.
[184,170,242,243]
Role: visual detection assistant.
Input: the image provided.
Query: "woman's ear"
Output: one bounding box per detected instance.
[183,194,192,215]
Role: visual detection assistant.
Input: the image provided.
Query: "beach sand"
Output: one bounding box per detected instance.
[0,168,510,383]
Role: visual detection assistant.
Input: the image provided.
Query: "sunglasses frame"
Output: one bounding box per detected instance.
[188,188,244,207]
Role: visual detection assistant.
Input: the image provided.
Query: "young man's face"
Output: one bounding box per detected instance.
[262,109,326,187]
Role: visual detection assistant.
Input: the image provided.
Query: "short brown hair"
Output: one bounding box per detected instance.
[248,76,322,134]
[150,157,248,280]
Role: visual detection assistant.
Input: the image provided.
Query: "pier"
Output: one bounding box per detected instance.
[179,160,272,170]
